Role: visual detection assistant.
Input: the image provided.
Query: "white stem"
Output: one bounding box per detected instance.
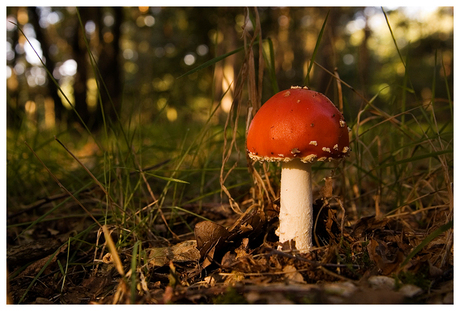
[277,159,313,253]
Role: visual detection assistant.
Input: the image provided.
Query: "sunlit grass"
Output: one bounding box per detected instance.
[8,7,452,238]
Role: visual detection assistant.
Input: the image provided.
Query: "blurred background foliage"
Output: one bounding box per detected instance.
[6,6,453,214]
[7,7,453,130]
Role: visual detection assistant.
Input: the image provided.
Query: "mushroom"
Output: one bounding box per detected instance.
[246,86,350,253]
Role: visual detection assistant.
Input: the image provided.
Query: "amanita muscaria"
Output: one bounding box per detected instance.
[246,86,350,253]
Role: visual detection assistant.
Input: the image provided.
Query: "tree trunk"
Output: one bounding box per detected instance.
[94,7,123,127]
[70,8,94,128]
[28,7,64,123]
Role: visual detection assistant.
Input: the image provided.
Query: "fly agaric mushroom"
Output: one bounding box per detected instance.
[246,86,350,253]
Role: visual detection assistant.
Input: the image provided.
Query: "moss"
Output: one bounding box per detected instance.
[213,287,247,304]
[395,269,431,291]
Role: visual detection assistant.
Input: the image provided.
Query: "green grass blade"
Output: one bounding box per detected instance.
[130,241,141,304]
[378,149,452,169]
[262,37,279,94]
[441,55,453,116]
[305,10,329,86]
[400,44,411,126]
[17,243,64,303]
[168,205,213,223]
[144,172,190,184]
[177,44,246,79]
[382,7,405,67]
[60,238,71,293]
[400,221,453,268]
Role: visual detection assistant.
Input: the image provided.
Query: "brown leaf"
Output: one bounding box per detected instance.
[221,251,236,267]
[367,239,404,275]
[227,204,264,237]
[163,286,174,304]
[195,221,229,250]
[170,240,200,262]
[194,221,229,268]
[352,215,389,237]
[148,240,200,267]
[194,205,267,269]
[320,176,334,199]
[283,264,305,283]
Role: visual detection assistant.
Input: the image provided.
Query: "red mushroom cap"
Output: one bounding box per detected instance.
[247,86,350,163]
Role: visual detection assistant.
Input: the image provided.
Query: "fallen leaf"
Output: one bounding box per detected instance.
[283,264,305,283]
[194,221,229,268]
[148,240,200,267]
[352,215,389,237]
[194,205,267,269]
[367,239,404,275]
[320,176,334,199]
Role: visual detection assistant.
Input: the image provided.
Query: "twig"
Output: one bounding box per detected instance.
[319,265,352,282]
[8,192,69,219]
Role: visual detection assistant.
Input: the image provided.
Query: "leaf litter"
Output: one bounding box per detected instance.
[8,187,452,303]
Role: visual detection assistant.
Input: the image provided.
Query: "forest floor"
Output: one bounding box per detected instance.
[7,181,453,304]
